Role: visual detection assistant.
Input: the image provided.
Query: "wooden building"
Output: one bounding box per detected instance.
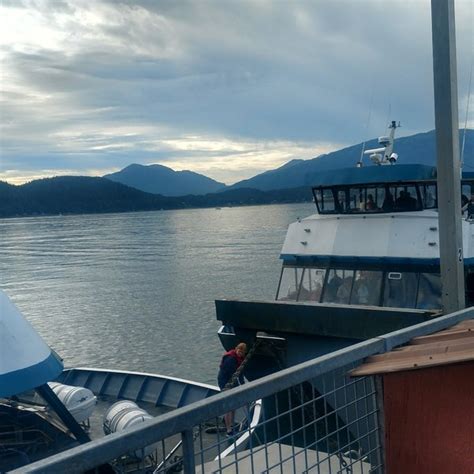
[351,319,474,474]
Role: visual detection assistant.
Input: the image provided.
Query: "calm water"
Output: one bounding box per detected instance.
[0,203,313,385]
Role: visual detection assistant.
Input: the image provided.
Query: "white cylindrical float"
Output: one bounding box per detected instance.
[49,382,97,423]
[103,400,154,459]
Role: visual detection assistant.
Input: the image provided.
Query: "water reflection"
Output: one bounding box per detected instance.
[0,204,313,384]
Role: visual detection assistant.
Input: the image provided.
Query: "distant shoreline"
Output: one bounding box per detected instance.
[0,200,314,220]
[0,177,313,219]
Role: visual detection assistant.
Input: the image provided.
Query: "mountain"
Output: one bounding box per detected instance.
[228,129,474,191]
[0,177,312,218]
[104,163,226,196]
[2,128,473,218]
[0,176,179,217]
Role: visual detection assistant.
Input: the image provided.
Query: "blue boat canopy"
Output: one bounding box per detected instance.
[307,164,439,188]
[0,290,63,397]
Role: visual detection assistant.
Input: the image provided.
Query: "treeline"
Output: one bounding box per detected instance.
[0,176,313,218]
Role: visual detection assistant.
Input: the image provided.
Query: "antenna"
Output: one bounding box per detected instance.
[358,83,376,167]
[359,121,400,166]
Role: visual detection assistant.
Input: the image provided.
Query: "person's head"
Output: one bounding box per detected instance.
[235,342,247,357]
[367,194,374,201]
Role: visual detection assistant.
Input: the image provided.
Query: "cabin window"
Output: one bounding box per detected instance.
[277,266,447,310]
[322,189,336,212]
[380,186,394,211]
[348,187,364,212]
[314,189,337,213]
[335,190,348,212]
[315,180,474,214]
[321,269,355,304]
[462,183,473,196]
[383,272,418,308]
[465,271,474,306]
[364,188,378,211]
[277,267,304,301]
[421,184,437,209]
[315,183,425,214]
[392,185,420,211]
[462,183,472,211]
[298,268,326,302]
[416,273,441,309]
[350,270,383,306]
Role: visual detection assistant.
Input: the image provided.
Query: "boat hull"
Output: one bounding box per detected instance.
[216,299,436,460]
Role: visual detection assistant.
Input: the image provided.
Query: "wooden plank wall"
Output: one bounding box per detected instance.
[384,362,474,474]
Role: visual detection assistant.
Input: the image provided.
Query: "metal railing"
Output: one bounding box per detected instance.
[12,306,473,474]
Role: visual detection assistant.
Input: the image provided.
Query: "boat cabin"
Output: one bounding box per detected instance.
[277,165,474,310]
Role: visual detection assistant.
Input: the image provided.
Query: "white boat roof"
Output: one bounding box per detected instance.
[0,290,63,397]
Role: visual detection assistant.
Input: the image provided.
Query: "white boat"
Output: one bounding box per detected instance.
[215,121,473,455]
[218,121,474,368]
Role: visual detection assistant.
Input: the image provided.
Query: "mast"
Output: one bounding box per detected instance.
[431,0,465,312]
[362,120,400,166]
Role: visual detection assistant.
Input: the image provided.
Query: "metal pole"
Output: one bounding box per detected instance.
[181,429,196,473]
[431,0,465,312]
[36,384,91,444]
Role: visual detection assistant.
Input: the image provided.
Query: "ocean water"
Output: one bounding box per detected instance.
[0,203,313,385]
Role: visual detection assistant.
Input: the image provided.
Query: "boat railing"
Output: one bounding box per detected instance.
[15,306,474,474]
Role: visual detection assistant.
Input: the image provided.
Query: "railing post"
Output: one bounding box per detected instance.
[374,375,386,473]
[181,429,196,473]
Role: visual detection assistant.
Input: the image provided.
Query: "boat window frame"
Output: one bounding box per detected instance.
[350,270,384,306]
[296,268,327,302]
[382,271,419,309]
[276,264,446,310]
[276,265,305,301]
[420,183,438,209]
[312,180,430,215]
[416,272,442,309]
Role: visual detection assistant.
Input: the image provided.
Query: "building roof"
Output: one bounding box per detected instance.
[350,319,474,376]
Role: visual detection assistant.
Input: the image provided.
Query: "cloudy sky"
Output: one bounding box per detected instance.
[1,0,473,185]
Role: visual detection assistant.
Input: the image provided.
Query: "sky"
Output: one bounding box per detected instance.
[0,0,473,186]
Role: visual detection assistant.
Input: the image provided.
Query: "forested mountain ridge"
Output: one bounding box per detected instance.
[0,176,312,218]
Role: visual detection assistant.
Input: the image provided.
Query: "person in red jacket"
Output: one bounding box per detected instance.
[217,342,247,436]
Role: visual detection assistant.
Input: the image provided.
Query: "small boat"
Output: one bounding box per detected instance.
[0,290,261,471]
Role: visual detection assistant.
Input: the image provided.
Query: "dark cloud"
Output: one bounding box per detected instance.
[1,0,472,184]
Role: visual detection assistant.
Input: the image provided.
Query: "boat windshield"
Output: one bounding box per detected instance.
[313,182,433,214]
[276,266,443,310]
[313,179,474,215]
